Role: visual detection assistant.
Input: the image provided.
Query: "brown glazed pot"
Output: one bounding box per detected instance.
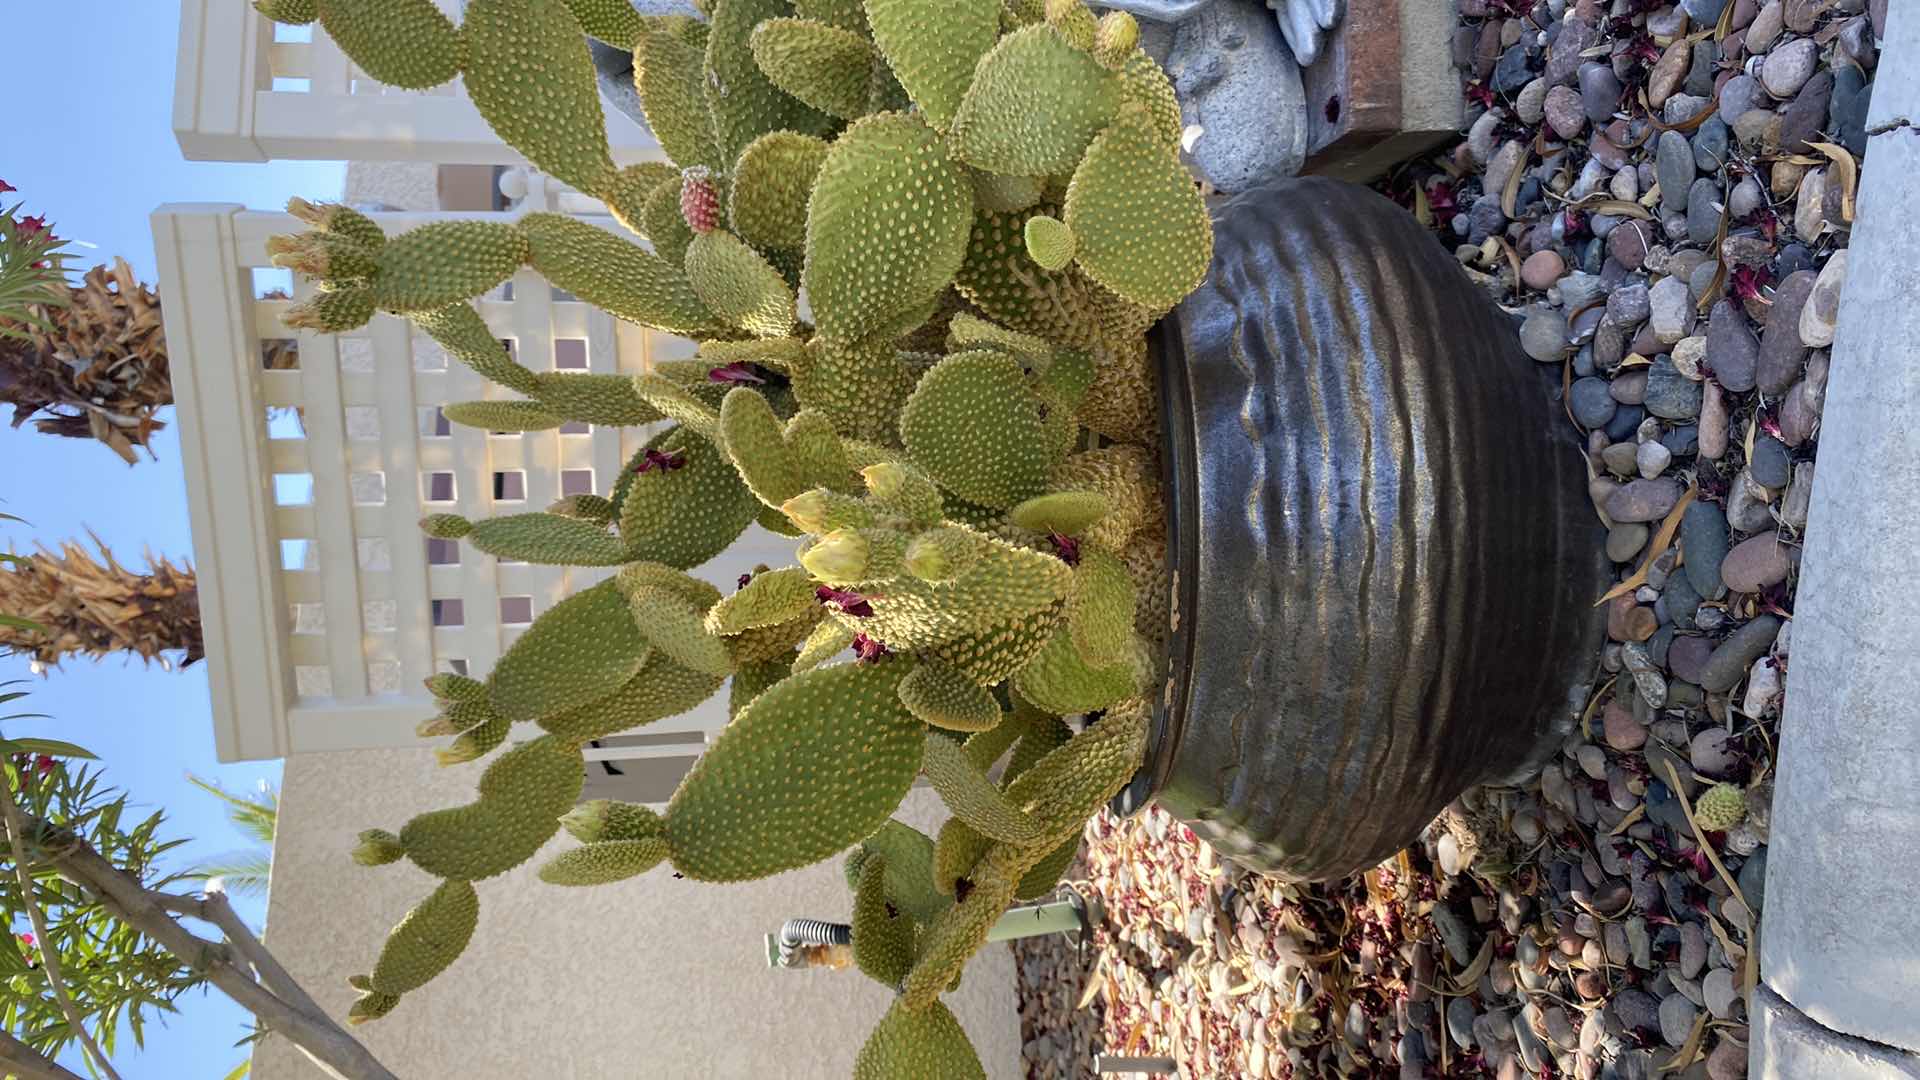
[1111,177,1611,882]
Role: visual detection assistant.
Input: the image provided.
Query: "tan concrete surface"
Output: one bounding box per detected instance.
[252,747,1022,1080]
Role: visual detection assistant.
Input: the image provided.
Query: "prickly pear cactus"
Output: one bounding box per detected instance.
[259,0,1212,1062]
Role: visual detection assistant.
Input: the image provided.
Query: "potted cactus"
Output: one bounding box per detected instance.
[255,0,1606,1072]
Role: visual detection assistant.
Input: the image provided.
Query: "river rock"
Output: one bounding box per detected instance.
[1649,276,1693,344]
[1660,994,1700,1047]
[1521,306,1569,362]
[1779,70,1833,153]
[1648,39,1691,108]
[1607,478,1684,522]
[1680,502,1730,600]
[1638,439,1672,478]
[1582,62,1624,124]
[1759,270,1817,394]
[1706,301,1760,392]
[1799,249,1846,347]
[1720,73,1764,123]
[1699,381,1729,459]
[1546,16,1597,86]
[1669,634,1716,684]
[1515,76,1549,125]
[1760,37,1818,98]
[1611,369,1650,404]
[1723,534,1793,593]
[1749,434,1792,489]
[1657,131,1696,213]
[1783,461,1815,528]
[1645,356,1702,419]
[1609,221,1651,271]
[1572,376,1618,427]
[1698,615,1782,692]
[1831,60,1872,157]
[1685,178,1723,247]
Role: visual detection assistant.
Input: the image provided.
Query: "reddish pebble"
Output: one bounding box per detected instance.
[1602,700,1647,751]
[1522,250,1567,291]
[1722,533,1794,593]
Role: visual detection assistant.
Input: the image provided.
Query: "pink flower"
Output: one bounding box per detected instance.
[815,585,874,618]
[850,634,890,663]
[707,362,766,386]
[15,214,52,240]
[632,448,686,474]
[1046,532,1081,566]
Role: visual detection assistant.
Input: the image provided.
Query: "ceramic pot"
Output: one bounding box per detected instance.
[1113,177,1611,881]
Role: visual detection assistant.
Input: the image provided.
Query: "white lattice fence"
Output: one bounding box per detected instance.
[173,0,656,165]
[154,204,793,766]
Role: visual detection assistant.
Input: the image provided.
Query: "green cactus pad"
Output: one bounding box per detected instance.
[857,820,950,924]
[618,427,761,569]
[287,197,387,250]
[1694,783,1747,831]
[1008,491,1110,534]
[923,733,1046,844]
[750,18,879,120]
[728,653,795,717]
[283,288,376,334]
[852,854,915,985]
[538,838,671,885]
[1045,0,1097,48]
[951,25,1121,175]
[904,839,1035,1008]
[858,532,1070,649]
[951,204,1097,348]
[705,0,839,163]
[602,162,682,237]
[462,0,616,194]
[944,312,1051,362]
[730,132,832,252]
[1003,698,1148,830]
[633,30,726,171]
[962,709,1027,771]
[1118,48,1181,148]
[626,585,735,677]
[434,701,513,766]
[792,338,916,442]
[900,349,1054,509]
[517,213,728,338]
[968,170,1044,214]
[537,649,726,741]
[527,372,666,426]
[314,0,461,90]
[464,513,628,566]
[1003,711,1070,784]
[367,879,479,995]
[898,663,1002,732]
[793,619,858,671]
[1067,550,1135,666]
[902,527,983,583]
[409,303,540,395]
[795,0,870,33]
[560,799,665,843]
[642,174,697,267]
[399,735,585,880]
[618,561,726,612]
[1015,831,1079,900]
[725,613,823,666]
[684,230,798,339]
[1022,214,1076,271]
[547,494,616,524]
[1051,445,1156,549]
[1012,619,1138,715]
[702,336,809,373]
[860,463,945,525]
[1064,105,1212,311]
[1092,10,1138,67]
[853,998,986,1080]
[803,113,974,346]
[560,0,645,46]
[665,661,921,881]
[707,567,819,633]
[931,816,993,897]
[359,221,528,313]
[346,990,400,1024]
[426,671,488,703]
[785,410,856,491]
[488,578,649,725]
[863,0,1000,132]
[900,599,1062,685]
[255,0,319,24]
[416,696,495,739]
[439,399,564,432]
[352,829,406,866]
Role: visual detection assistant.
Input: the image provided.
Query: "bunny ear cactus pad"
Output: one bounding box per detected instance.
[851,855,915,985]
[398,735,585,880]
[462,0,617,195]
[625,585,735,677]
[749,18,880,121]
[705,0,839,162]
[854,999,986,1080]
[664,661,921,881]
[440,400,563,432]
[803,113,974,346]
[1064,105,1213,311]
[311,0,462,90]
[863,0,1001,132]
[538,838,671,885]
[560,0,646,47]
[462,513,629,566]
[634,29,725,171]
[922,734,1045,843]
[518,213,728,338]
[900,350,1055,508]
[898,662,1002,732]
[857,820,950,923]
[617,427,761,569]
[364,879,479,1006]
[488,578,648,725]
[538,649,726,741]
[731,132,831,252]
[685,230,798,338]
[950,25,1121,176]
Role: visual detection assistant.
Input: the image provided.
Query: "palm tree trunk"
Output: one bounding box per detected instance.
[0,540,201,668]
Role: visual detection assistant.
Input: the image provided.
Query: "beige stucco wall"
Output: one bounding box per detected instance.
[343,161,442,211]
[252,748,1022,1080]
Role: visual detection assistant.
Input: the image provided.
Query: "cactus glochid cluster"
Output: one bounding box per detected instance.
[258,0,1211,1070]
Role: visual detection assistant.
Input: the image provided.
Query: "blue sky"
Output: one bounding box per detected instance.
[5,3,345,1074]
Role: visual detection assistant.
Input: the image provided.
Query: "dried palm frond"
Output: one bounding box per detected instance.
[0,259,170,464]
[0,537,201,668]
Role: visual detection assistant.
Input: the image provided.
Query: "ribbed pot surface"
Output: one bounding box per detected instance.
[1128,177,1611,881]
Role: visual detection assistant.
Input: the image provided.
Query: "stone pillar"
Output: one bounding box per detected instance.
[1754,4,1920,1075]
